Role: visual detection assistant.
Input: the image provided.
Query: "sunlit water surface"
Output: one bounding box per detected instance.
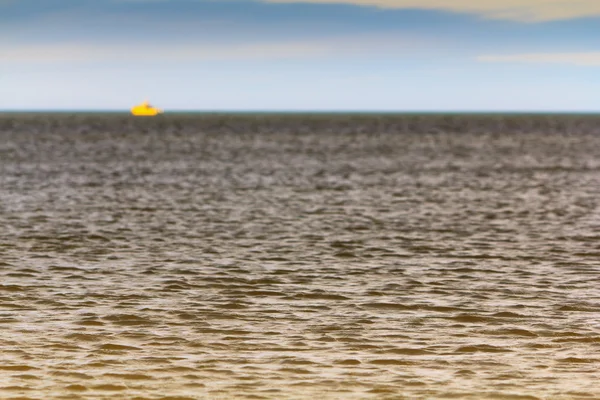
[1,114,600,400]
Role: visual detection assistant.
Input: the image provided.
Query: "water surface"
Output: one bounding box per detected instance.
[1,113,600,399]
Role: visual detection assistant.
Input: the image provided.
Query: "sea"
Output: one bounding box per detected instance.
[1,113,599,400]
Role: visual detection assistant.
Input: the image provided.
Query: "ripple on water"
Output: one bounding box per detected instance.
[1,114,600,399]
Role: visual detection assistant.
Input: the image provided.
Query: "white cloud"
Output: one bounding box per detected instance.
[0,34,430,64]
[478,52,600,66]
[0,43,326,63]
[263,0,600,22]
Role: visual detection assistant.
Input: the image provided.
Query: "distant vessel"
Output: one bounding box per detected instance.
[131,100,162,116]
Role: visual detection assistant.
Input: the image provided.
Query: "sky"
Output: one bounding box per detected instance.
[2,0,600,111]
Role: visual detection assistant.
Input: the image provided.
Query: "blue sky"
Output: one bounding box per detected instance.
[2,0,600,111]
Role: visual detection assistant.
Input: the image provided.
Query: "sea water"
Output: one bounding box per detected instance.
[1,113,599,399]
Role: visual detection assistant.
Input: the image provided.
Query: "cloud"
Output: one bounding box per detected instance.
[4,0,600,22]
[0,43,328,63]
[0,33,428,64]
[477,52,600,66]
[263,0,600,22]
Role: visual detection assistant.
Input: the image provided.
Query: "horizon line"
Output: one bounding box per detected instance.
[1,109,600,115]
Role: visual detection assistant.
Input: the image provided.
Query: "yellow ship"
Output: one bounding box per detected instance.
[131,100,162,116]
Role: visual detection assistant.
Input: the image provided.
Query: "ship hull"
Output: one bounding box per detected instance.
[131,107,162,116]
[131,109,160,116]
